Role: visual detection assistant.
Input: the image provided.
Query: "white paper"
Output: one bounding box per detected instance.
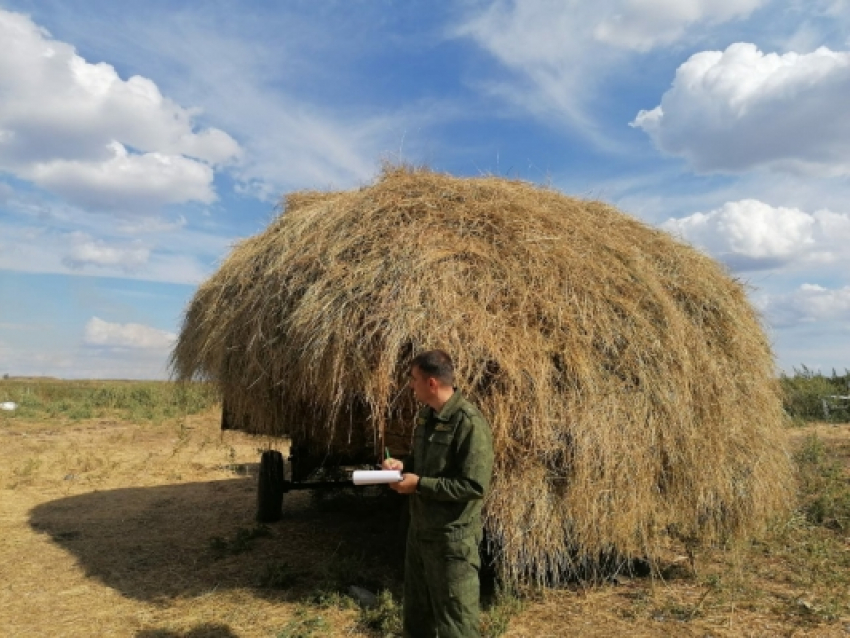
[352,470,403,486]
[0,402,16,411]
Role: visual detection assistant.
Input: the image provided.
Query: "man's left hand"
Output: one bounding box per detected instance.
[390,472,420,494]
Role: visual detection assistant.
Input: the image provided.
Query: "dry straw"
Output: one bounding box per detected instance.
[172,166,794,586]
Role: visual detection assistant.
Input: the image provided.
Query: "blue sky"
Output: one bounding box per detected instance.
[1,0,849,379]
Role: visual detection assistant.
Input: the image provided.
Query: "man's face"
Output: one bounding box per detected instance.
[409,365,433,404]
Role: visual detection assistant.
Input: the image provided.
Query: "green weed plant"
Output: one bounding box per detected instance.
[276,607,329,638]
[356,590,403,637]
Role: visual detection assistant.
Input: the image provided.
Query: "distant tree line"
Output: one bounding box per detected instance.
[781,366,850,423]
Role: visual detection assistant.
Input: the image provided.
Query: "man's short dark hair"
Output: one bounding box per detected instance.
[411,349,454,386]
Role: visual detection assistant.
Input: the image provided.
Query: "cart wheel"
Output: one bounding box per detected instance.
[257,450,285,522]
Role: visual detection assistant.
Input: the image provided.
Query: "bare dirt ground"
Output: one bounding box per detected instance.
[1,412,848,637]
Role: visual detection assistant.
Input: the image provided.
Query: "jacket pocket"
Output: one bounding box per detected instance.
[424,431,454,474]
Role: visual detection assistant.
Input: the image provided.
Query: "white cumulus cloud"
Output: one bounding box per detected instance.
[0,9,240,212]
[663,199,850,270]
[632,43,850,174]
[83,317,176,350]
[27,141,216,211]
[758,284,850,328]
[81,11,400,197]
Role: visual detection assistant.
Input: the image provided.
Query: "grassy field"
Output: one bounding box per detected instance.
[1,379,849,637]
[0,378,218,422]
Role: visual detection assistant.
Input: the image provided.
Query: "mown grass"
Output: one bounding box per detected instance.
[1,378,849,636]
[795,433,850,531]
[634,427,850,632]
[746,430,850,626]
[0,378,218,423]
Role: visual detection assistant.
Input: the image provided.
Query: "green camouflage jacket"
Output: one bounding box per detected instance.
[407,390,494,540]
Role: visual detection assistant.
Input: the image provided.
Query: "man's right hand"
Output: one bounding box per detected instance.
[382,457,403,471]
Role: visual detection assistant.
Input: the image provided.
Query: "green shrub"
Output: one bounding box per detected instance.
[781,366,850,423]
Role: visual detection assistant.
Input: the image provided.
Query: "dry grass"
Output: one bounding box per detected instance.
[0,397,847,637]
[173,165,793,584]
[0,399,379,637]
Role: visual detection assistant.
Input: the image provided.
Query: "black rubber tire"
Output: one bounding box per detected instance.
[257,450,285,523]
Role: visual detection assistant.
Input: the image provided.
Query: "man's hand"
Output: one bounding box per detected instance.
[390,472,420,494]
[382,457,403,471]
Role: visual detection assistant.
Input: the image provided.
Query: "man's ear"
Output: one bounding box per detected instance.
[427,377,438,392]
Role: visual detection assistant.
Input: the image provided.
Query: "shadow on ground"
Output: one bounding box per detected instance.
[29,477,407,603]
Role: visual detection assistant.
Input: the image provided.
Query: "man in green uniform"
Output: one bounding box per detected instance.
[383,350,494,638]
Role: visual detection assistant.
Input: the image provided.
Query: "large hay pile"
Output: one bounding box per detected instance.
[172,166,793,585]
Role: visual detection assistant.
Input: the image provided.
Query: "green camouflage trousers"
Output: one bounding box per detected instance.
[403,529,481,638]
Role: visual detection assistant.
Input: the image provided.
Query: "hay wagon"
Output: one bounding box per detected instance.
[220,397,412,523]
[173,167,793,585]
